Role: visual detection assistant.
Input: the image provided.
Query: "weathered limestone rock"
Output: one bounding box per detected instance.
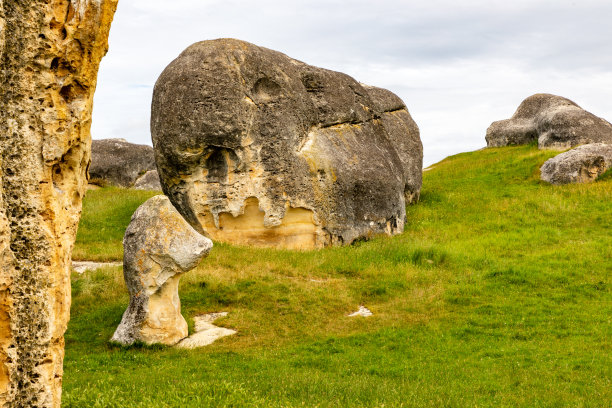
[0,1,117,407]
[540,143,612,184]
[112,195,212,346]
[486,94,612,149]
[89,138,156,187]
[133,169,162,191]
[152,39,423,249]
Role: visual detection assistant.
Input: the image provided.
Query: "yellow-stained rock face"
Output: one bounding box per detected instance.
[199,197,327,249]
[0,1,117,406]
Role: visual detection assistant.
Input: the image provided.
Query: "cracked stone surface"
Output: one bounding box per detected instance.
[486,93,612,149]
[175,312,236,349]
[0,1,117,406]
[112,195,212,346]
[152,39,423,249]
[541,143,612,184]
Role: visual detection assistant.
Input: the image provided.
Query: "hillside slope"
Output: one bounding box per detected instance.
[65,145,611,407]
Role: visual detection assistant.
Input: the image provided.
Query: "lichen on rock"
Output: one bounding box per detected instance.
[152,39,423,249]
[0,0,117,406]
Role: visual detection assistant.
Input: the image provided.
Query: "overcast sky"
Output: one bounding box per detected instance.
[92,0,612,167]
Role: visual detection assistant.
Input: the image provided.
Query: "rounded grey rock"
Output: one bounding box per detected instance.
[540,143,612,184]
[90,138,156,187]
[151,39,423,249]
[486,94,612,150]
[134,169,162,191]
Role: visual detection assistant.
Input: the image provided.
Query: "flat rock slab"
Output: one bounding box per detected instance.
[348,306,373,317]
[72,261,122,274]
[176,312,236,349]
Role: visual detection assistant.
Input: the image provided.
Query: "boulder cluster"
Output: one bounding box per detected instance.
[486,93,612,184]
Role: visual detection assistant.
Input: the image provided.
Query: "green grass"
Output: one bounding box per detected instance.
[73,187,159,261]
[64,145,611,407]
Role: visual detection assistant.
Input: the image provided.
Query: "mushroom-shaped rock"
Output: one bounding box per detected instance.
[112,195,212,345]
[151,39,423,249]
[486,94,612,150]
[540,143,612,184]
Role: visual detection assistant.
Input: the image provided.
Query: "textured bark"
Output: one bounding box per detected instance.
[0,1,117,406]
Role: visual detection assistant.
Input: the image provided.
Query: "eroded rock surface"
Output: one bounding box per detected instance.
[0,1,117,406]
[486,94,612,149]
[540,143,612,184]
[152,39,423,249]
[112,196,212,346]
[89,138,156,187]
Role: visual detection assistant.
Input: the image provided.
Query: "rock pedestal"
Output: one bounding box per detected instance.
[152,39,423,249]
[0,1,117,406]
[112,196,212,346]
[486,93,612,149]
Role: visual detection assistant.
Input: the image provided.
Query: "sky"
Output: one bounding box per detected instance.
[92,0,612,167]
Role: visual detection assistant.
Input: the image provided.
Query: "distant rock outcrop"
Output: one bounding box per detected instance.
[89,139,156,187]
[540,143,612,184]
[486,94,612,149]
[134,170,162,191]
[112,196,212,346]
[151,39,423,249]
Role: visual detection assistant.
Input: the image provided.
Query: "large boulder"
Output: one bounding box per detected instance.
[89,138,156,187]
[486,94,612,149]
[151,39,423,249]
[540,143,612,184]
[112,196,212,346]
[0,1,117,406]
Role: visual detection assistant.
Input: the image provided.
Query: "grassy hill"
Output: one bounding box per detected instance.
[64,145,611,407]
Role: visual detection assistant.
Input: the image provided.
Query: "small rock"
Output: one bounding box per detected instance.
[348,306,373,317]
[133,169,162,191]
[541,143,612,184]
[111,195,212,346]
[175,312,236,349]
[71,261,122,274]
